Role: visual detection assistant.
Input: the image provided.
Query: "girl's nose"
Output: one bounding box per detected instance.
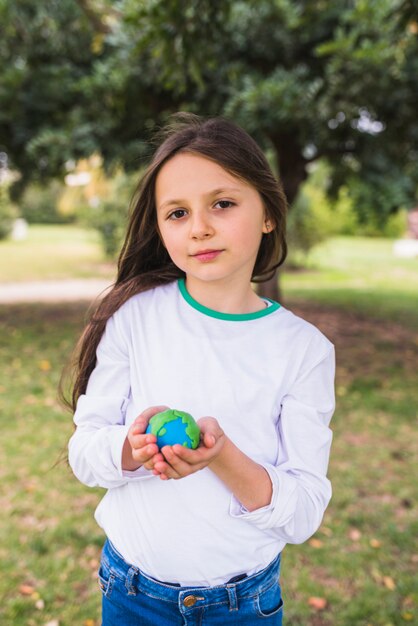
[190,212,214,239]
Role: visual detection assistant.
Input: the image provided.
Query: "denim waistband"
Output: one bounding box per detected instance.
[160,573,248,587]
[102,539,281,604]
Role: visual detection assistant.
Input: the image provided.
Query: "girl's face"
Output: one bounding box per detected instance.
[155,153,269,294]
[155,153,271,292]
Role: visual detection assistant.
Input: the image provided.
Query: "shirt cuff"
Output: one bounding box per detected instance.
[110,424,153,480]
[229,463,298,529]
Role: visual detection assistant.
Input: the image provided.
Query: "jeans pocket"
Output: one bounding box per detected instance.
[255,578,284,618]
[98,559,116,598]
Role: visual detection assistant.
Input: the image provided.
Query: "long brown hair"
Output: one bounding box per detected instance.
[63,113,288,411]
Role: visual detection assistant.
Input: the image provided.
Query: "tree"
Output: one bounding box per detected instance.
[1,0,417,297]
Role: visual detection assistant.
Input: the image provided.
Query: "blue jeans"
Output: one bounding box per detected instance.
[99,539,284,625]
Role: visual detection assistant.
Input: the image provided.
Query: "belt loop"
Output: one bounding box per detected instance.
[126,566,139,596]
[226,584,238,611]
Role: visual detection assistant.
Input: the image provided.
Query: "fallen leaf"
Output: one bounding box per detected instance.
[319,526,333,536]
[401,613,414,621]
[38,359,51,371]
[348,528,362,541]
[371,568,382,583]
[308,596,327,610]
[370,538,381,548]
[309,538,323,548]
[383,576,396,590]
[19,584,35,595]
[44,620,60,626]
[35,599,45,610]
[84,620,95,626]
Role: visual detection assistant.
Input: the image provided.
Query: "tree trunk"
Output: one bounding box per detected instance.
[257,133,308,302]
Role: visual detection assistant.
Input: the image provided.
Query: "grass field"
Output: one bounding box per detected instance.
[0,225,115,283]
[283,237,418,331]
[0,227,417,625]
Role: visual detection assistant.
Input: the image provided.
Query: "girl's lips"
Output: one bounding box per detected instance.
[192,250,223,262]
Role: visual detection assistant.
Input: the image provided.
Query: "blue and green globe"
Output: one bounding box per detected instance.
[146,409,200,450]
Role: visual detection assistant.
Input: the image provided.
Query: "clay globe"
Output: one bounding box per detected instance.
[146,409,200,450]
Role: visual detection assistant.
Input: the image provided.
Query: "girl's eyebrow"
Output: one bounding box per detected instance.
[158,187,242,211]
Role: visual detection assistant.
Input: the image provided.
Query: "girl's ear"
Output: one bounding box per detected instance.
[262,220,275,234]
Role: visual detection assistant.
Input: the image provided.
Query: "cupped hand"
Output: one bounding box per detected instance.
[122,405,169,472]
[152,416,227,480]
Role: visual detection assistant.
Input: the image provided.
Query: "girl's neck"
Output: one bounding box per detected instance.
[184,276,267,315]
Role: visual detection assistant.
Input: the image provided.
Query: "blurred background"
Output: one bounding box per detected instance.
[0,1,417,625]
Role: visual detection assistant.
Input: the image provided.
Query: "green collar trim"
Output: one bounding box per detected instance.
[178,278,280,321]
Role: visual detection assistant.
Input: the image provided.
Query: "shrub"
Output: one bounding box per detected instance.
[331,187,360,235]
[286,186,336,266]
[295,160,409,240]
[382,209,408,238]
[19,180,74,224]
[86,170,138,258]
[89,198,129,258]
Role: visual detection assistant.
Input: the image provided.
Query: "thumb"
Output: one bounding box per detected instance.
[134,405,170,431]
[131,418,147,435]
[204,432,216,447]
[198,417,223,448]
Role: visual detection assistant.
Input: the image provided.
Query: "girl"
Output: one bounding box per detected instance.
[68,113,335,625]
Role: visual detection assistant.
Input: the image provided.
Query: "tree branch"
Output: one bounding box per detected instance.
[75,0,120,34]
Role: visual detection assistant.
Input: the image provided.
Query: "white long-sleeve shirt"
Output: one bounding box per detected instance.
[69,278,335,586]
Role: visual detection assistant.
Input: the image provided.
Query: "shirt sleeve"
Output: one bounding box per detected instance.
[229,344,335,544]
[68,308,153,489]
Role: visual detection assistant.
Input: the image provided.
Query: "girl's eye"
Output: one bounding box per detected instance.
[214,200,234,209]
[168,209,187,220]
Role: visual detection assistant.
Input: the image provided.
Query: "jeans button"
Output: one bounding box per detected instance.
[184,595,197,607]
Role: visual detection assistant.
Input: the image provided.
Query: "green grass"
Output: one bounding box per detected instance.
[283,237,418,330]
[0,225,115,282]
[1,302,417,625]
[0,304,104,626]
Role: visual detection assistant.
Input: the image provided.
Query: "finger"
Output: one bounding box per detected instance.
[197,416,224,440]
[135,405,170,426]
[170,444,205,464]
[129,430,157,453]
[197,418,226,453]
[130,427,156,448]
[153,462,181,480]
[131,419,147,434]
[154,454,183,480]
[203,432,216,448]
[171,441,220,464]
[143,452,165,471]
[160,447,201,477]
[132,442,159,465]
